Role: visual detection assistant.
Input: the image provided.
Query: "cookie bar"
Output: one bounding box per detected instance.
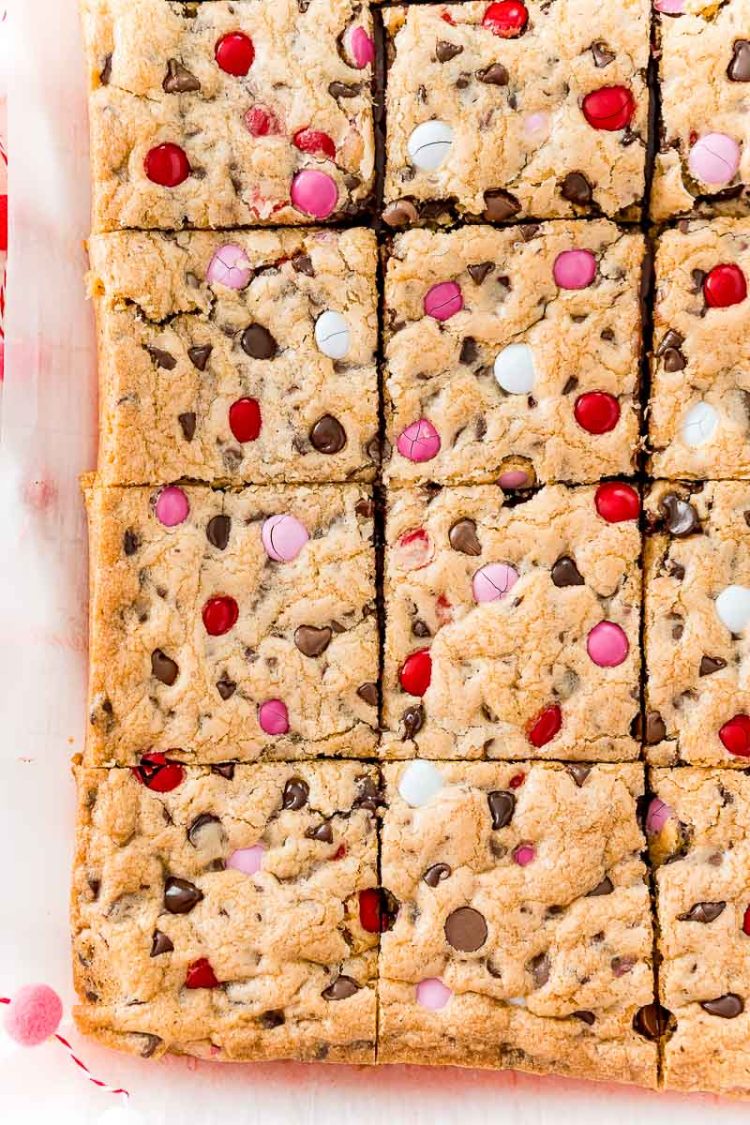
[647,768,750,1095]
[378,761,658,1084]
[644,481,750,768]
[651,0,750,222]
[88,228,378,485]
[384,221,646,486]
[84,480,378,765]
[382,1,650,226]
[649,218,750,479]
[73,762,381,1062]
[382,483,642,760]
[81,0,375,231]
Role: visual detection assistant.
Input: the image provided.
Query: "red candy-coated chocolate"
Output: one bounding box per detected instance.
[483,1,528,37]
[574,392,620,434]
[594,482,640,523]
[527,704,562,748]
[215,32,255,76]
[202,596,239,637]
[144,143,190,187]
[185,958,220,989]
[229,397,262,443]
[719,714,750,757]
[703,264,747,309]
[509,772,525,789]
[244,106,280,137]
[582,86,635,131]
[133,752,185,792]
[293,129,336,159]
[359,888,397,932]
[399,648,432,696]
[743,905,750,936]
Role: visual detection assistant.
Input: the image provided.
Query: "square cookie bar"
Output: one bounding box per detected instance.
[644,481,750,768]
[73,762,381,1062]
[85,480,378,765]
[382,1,650,226]
[652,0,750,222]
[81,0,375,230]
[382,483,642,760]
[88,228,379,485]
[378,761,658,1084]
[384,221,645,486]
[647,769,750,1095]
[649,218,750,479]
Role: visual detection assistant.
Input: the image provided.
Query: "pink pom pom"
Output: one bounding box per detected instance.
[3,984,63,1046]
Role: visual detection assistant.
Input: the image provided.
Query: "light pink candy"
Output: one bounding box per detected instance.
[206,243,253,290]
[586,621,629,667]
[261,514,309,562]
[227,844,266,876]
[498,470,530,490]
[349,26,375,68]
[472,563,520,604]
[646,798,673,836]
[423,281,464,322]
[3,984,63,1047]
[258,699,289,735]
[416,978,452,1011]
[553,250,597,290]
[655,0,685,13]
[397,419,441,463]
[688,133,741,186]
[290,170,338,220]
[513,844,536,867]
[155,485,189,527]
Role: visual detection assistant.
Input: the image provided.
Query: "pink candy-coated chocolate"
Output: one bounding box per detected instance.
[349,26,375,68]
[423,281,464,321]
[646,797,673,836]
[155,486,189,527]
[258,699,289,735]
[3,984,63,1046]
[416,978,452,1010]
[290,170,338,219]
[688,133,741,186]
[227,844,266,876]
[498,469,530,489]
[261,514,309,562]
[206,243,253,289]
[396,419,441,463]
[553,249,597,290]
[472,563,519,604]
[655,0,685,12]
[513,844,536,867]
[586,621,629,667]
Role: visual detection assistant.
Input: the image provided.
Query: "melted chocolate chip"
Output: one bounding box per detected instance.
[467,261,494,284]
[382,199,419,227]
[282,777,310,811]
[241,323,277,360]
[188,344,212,371]
[178,412,196,441]
[633,1003,673,1040]
[216,678,236,700]
[699,655,726,677]
[164,877,203,914]
[291,253,315,277]
[310,415,347,454]
[701,993,744,1018]
[423,863,452,887]
[123,529,140,556]
[449,518,481,556]
[206,514,231,550]
[644,711,667,745]
[294,625,333,657]
[591,41,615,68]
[560,171,593,206]
[444,906,488,952]
[145,344,176,371]
[151,649,179,686]
[728,40,750,82]
[551,556,584,587]
[150,929,174,957]
[678,901,726,924]
[587,876,614,897]
[321,975,360,1001]
[353,774,385,813]
[476,63,509,85]
[412,619,431,638]
[140,1034,163,1058]
[483,189,521,222]
[211,763,236,780]
[187,813,222,848]
[357,682,378,707]
[527,952,550,988]
[100,54,112,85]
[567,763,591,787]
[328,80,361,99]
[460,336,479,365]
[436,40,463,62]
[402,705,424,739]
[259,1010,285,1029]
[487,790,516,830]
[573,1010,596,1026]
[308,822,334,844]
[163,59,201,93]
[660,493,700,537]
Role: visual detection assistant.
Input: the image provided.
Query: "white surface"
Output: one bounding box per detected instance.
[0,0,745,1120]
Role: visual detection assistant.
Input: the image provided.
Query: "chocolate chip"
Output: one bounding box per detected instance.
[633,1003,673,1040]
[476,63,509,85]
[567,764,591,787]
[150,929,174,957]
[308,822,334,844]
[123,529,139,556]
[294,625,333,657]
[460,336,478,365]
[140,1034,162,1058]
[206,514,231,550]
[144,344,177,371]
[281,777,309,811]
[216,678,236,700]
[211,763,235,780]
[728,40,750,82]
[444,906,488,952]
[328,80,361,99]
[163,59,201,93]
[151,649,179,686]
[591,41,615,68]
[560,171,593,206]
[187,344,212,371]
[310,415,346,454]
[699,655,726,677]
[701,994,744,1019]
[187,813,222,848]
[259,1010,285,1029]
[487,790,515,829]
[321,975,360,1001]
[587,876,614,897]
[527,952,550,988]
[449,518,481,556]
[467,262,494,285]
[436,40,463,62]
[178,412,196,441]
[573,1010,596,1026]
[412,620,431,639]
[678,901,726,923]
[402,705,424,739]
[551,556,584,587]
[423,863,452,887]
[357,682,378,707]
[100,54,112,85]
[164,877,203,914]
[353,774,385,813]
[382,199,419,227]
[291,253,315,276]
[483,189,521,222]
[241,324,277,360]
[661,345,686,372]
[660,493,700,537]
[644,711,667,744]
[611,956,635,977]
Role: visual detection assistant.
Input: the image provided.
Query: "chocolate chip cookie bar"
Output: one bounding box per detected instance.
[647,768,750,1094]
[73,762,382,1062]
[649,218,750,479]
[384,221,646,486]
[84,480,378,765]
[382,483,642,760]
[382,1,650,226]
[651,0,750,222]
[378,761,658,1084]
[88,228,378,485]
[81,0,375,231]
[644,481,750,768]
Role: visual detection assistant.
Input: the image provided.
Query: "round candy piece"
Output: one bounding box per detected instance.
[227,844,265,875]
[206,243,253,289]
[258,699,290,735]
[715,585,750,633]
[513,844,536,866]
[315,310,351,359]
[527,704,562,747]
[407,120,454,171]
[133,752,184,793]
[482,1,528,37]
[655,0,685,11]
[215,32,255,76]
[397,418,441,463]
[3,984,63,1046]
[346,26,375,68]
[494,342,536,395]
[244,105,281,137]
[587,621,629,667]
[472,562,519,603]
[645,797,674,836]
[704,263,747,308]
[290,170,338,220]
[574,392,620,434]
[594,482,640,522]
[689,133,741,185]
[423,281,463,321]
[293,128,336,160]
[399,649,432,696]
[229,397,262,443]
[416,978,452,1010]
[743,905,750,936]
[498,469,531,489]
[261,514,309,562]
[582,86,635,131]
[154,485,189,527]
[399,760,444,807]
[682,401,718,447]
[553,249,597,290]
[144,143,190,187]
[719,714,750,757]
[202,595,239,636]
